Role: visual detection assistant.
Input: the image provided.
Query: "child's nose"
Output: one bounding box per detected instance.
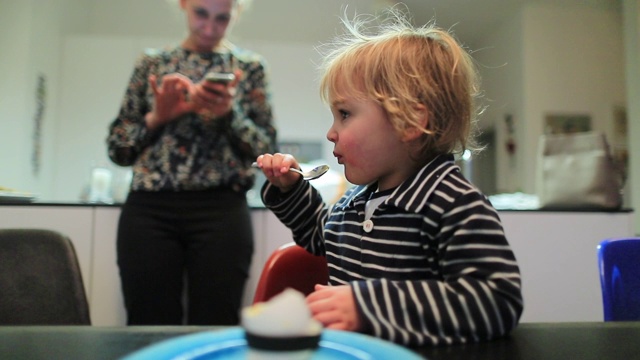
[326,127,337,143]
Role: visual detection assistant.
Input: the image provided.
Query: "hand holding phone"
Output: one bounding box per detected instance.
[191,72,237,119]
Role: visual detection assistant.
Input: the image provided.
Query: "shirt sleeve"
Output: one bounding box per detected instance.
[106,52,160,166]
[261,179,329,256]
[225,57,278,160]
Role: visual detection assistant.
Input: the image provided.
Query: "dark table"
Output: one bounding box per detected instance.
[0,322,639,360]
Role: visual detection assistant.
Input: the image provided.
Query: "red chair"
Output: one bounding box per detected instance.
[253,242,329,304]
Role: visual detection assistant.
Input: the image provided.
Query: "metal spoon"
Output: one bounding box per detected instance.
[251,162,330,180]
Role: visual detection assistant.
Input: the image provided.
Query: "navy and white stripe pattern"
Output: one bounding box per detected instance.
[262,154,523,346]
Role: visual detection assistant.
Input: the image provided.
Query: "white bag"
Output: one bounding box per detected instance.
[535,131,623,210]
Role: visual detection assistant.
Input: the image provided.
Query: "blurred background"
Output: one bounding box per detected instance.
[0,0,637,219]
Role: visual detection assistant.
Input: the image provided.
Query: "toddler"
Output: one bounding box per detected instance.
[255,8,522,346]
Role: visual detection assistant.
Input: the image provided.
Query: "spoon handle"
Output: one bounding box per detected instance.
[251,162,303,175]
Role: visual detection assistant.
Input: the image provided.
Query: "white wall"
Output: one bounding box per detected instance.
[1,0,635,229]
[475,3,625,196]
[521,4,625,195]
[0,2,33,191]
[0,0,90,197]
[474,7,526,193]
[623,0,640,235]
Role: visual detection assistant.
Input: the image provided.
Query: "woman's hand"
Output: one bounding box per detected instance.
[254,153,303,193]
[306,284,362,332]
[190,69,243,121]
[146,74,194,130]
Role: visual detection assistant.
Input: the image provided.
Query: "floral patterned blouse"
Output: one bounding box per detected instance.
[107,44,278,193]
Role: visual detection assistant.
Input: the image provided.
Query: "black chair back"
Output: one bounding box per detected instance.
[0,229,91,325]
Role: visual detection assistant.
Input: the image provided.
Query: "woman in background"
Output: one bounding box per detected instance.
[106,0,277,325]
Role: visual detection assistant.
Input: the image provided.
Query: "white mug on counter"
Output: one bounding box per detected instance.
[88,167,113,203]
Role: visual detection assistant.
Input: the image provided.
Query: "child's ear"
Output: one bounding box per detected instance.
[401,104,429,142]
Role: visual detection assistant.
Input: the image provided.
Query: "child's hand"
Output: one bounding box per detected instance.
[306,284,362,331]
[254,153,303,192]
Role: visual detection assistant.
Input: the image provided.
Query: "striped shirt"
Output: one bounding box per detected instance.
[262,154,523,346]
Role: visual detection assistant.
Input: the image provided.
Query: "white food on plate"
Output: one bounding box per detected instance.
[241,288,322,337]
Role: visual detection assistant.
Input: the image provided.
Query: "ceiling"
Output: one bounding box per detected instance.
[402,0,621,46]
[235,0,621,49]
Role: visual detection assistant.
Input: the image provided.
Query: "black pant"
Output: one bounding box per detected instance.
[116,189,253,325]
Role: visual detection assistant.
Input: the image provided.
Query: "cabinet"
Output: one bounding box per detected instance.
[87,207,292,325]
[0,204,635,325]
[499,211,635,322]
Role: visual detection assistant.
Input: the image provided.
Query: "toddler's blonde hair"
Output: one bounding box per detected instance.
[319,7,481,161]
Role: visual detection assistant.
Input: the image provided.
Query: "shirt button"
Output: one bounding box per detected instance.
[363,220,374,233]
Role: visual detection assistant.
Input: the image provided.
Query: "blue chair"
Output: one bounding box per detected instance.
[597,238,640,321]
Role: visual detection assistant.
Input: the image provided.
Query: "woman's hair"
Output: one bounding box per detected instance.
[169,0,252,16]
[232,0,251,14]
[169,0,252,45]
[319,6,482,161]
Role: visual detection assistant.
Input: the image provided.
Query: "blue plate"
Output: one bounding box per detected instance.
[122,327,423,360]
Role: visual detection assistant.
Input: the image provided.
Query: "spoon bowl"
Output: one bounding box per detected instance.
[251,162,330,181]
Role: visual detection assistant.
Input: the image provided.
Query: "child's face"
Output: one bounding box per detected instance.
[326,95,414,191]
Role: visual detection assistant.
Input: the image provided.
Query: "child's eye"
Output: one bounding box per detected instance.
[339,109,350,120]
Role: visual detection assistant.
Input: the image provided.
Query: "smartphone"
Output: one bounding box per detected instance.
[205,72,235,84]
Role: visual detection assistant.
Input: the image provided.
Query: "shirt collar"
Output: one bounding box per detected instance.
[335,154,460,214]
